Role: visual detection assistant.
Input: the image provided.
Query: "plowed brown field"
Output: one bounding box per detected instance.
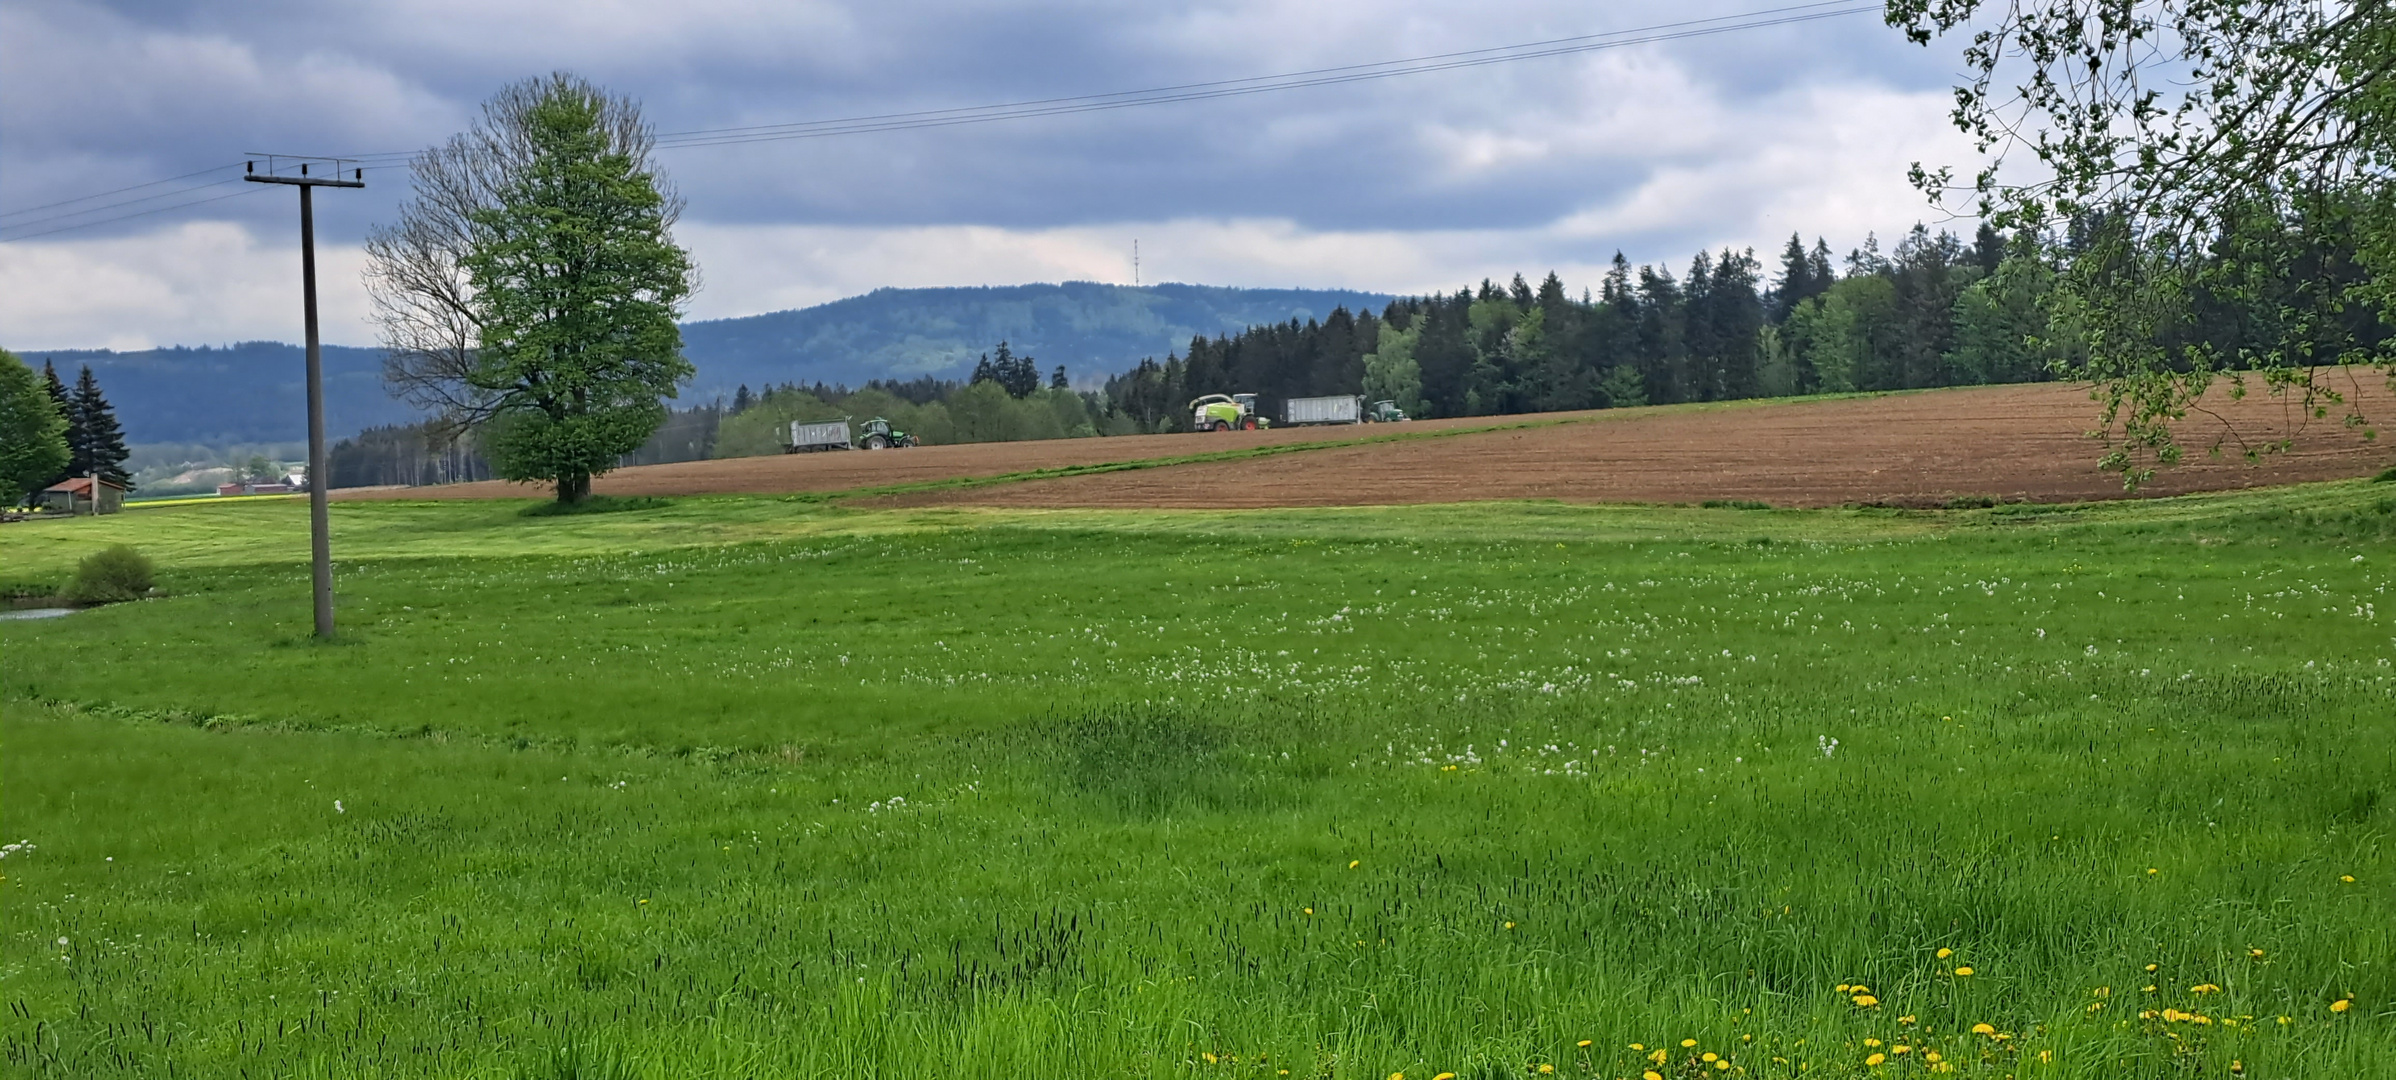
[339,380,2394,509]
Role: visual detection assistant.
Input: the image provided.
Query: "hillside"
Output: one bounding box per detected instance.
[18,282,1392,446]
[677,281,1394,395]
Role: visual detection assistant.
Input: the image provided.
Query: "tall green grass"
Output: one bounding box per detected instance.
[2,486,2389,1077]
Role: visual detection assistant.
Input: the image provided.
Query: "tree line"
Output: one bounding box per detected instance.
[0,350,133,506]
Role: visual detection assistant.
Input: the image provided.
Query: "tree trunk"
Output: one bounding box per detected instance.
[558,473,590,504]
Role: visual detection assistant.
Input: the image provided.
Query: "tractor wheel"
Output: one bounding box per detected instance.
[1241,418,1258,430]
[1212,420,1231,432]
[863,434,891,450]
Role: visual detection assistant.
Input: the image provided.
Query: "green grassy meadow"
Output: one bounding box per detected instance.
[3,484,2391,1078]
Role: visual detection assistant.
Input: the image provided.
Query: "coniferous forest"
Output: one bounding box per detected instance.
[1102,219,2385,431]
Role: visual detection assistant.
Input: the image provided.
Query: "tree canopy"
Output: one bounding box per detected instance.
[1889,0,2394,483]
[0,350,70,505]
[369,73,695,503]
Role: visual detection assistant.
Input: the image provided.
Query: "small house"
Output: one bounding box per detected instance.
[40,477,127,515]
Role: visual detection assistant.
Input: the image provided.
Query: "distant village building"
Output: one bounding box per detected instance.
[40,477,127,515]
[215,473,307,497]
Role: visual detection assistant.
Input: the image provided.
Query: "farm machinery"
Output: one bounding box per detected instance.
[1191,393,1268,431]
[1367,399,1408,422]
[782,417,918,452]
[856,417,918,449]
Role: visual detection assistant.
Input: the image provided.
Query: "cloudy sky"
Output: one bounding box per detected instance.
[0,0,1985,350]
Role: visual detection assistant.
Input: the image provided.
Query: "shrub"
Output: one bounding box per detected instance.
[65,545,154,604]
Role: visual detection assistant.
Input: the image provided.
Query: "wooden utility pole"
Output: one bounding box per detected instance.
[246,156,363,639]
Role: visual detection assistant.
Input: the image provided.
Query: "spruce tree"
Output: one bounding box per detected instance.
[1772,233,1813,322]
[68,365,133,489]
[1050,365,1069,390]
[38,361,74,491]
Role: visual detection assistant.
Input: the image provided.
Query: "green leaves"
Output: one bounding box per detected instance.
[454,77,695,503]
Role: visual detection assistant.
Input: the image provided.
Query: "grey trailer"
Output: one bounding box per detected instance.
[1283,394,1364,425]
[784,418,853,452]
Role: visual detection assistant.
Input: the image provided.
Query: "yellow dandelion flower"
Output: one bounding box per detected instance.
[1504,921,1515,930]
[1930,1064,1953,1074]
[1204,1053,1219,1064]
[1643,1073,1663,1080]
[1897,1015,1917,1025]
[2146,868,2160,875]
[2331,999,2353,1013]
[1434,1074,1456,1080]
[1837,984,1852,993]
[1389,1073,1404,1080]
[1865,1053,1886,1066]
[2143,985,2157,993]
[1864,1039,1882,1048]
[1681,1039,1698,1049]
[1853,994,1880,1007]
[2037,1050,2052,1063]
[1714,1062,1730,1072]
[2191,983,2221,994]
[1923,1050,1943,1063]
[1628,1044,1644,1052]
[1953,966,1974,977]
[1936,948,1952,959]
[2341,874,2356,883]
[1349,860,1361,869]
[1702,1052,1719,1062]
[2249,948,2264,958]
[1892,1045,1911,1055]
[1539,1066,1555,1075]
[1850,984,1871,994]
[1650,1049,1669,1064]
[1971,1023,1996,1036]
[1577,1040,1592,1049]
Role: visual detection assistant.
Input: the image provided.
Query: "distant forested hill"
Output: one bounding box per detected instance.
[677,282,1393,396]
[19,343,410,445]
[21,282,1390,445]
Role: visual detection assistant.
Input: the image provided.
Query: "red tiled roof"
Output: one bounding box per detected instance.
[44,477,126,494]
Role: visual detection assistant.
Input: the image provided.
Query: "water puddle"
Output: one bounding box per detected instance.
[0,608,77,621]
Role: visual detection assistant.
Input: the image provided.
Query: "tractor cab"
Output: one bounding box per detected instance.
[857,417,918,449]
[1367,399,1408,423]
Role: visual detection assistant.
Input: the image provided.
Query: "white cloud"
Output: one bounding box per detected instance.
[0,222,371,351]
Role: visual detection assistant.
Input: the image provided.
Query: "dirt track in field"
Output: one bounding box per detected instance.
[339,379,2394,509]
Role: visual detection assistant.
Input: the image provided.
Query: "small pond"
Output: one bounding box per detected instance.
[0,608,77,621]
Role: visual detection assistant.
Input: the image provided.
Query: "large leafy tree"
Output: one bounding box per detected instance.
[1888,0,2394,483]
[0,350,69,505]
[368,73,694,503]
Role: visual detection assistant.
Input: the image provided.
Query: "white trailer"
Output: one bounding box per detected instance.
[1283,394,1364,425]
[784,418,853,452]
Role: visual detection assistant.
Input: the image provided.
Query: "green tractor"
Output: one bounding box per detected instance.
[1366,399,1409,423]
[857,417,918,449]
[1191,393,1268,431]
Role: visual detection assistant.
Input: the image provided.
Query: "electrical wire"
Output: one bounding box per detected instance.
[0,1,1878,241]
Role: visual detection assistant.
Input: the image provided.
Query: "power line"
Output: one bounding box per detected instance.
[0,163,244,220]
[0,1,1877,241]
[0,185,274,242]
